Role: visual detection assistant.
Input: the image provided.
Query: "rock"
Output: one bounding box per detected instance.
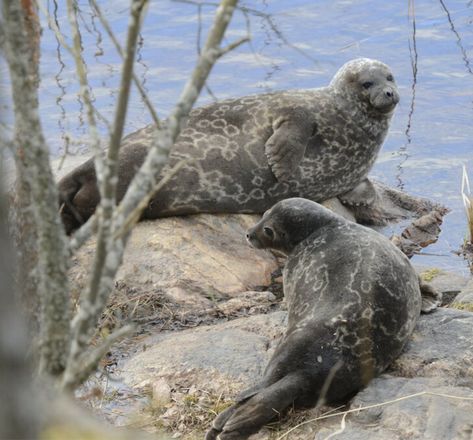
[416,266,469,305]
[116,308,473,439]
[391,308,473,388]
[121,312,287,390]
[391,210,446,258]
[69,214,280,319]
[314,377,473,440]
[321,198,356,222]
[452,278,473,309]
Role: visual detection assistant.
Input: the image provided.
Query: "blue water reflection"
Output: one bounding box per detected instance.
[25,1,473,273]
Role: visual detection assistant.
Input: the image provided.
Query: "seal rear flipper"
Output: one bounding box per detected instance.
[338,178,378,208]
[419,278,442,313]
[265,107,314,182]
[206,373,305,440]
[57,158,99,234]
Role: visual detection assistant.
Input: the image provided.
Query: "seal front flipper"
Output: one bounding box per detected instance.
[338,178,378,207]
[206,374,305,440]
[418,277,442,313]
[265,107,315,181]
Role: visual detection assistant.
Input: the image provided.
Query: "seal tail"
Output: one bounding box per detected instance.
[205,373,305,440]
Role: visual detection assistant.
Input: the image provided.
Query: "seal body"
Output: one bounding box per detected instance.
[59,58,399,234]
[206,198,422,440]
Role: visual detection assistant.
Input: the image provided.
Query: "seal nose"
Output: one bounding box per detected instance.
[384,87,399,104]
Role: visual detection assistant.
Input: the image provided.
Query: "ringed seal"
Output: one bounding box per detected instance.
[59,58,399,234]
[206,198,438,440]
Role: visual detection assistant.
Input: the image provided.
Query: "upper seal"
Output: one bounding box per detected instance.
[58,58,399,234]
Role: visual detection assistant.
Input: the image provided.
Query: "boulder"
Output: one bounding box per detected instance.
[114,308,473,439]
[69,215,281,323]
[452,278,473,309]
[314,377,473,440]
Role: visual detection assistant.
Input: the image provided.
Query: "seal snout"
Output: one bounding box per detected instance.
[384,86,400,105]
[246,227,262,249]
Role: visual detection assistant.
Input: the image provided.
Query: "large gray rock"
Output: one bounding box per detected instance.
[314,377,473,440]
[115,308,473,439]
[453,278,473,308]
[122,312,287,390]
[391,308,473,388]
[69,214,280,315]
[416,266,469,296]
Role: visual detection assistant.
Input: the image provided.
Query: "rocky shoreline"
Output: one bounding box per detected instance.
[70,214,473,440]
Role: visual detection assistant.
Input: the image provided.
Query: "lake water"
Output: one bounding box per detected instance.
[3,0,473,274]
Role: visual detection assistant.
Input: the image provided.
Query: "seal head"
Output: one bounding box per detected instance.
[246,198,343,253]
[330,58,400,115]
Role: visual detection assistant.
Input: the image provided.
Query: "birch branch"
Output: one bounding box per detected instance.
[89,0,161,128]
[62,324,134,390]
[66,0,104,181]
[113,158,190,239]
[64,0,242,391]
[3,0,71,376]
[114,0,241,224]
[63,0,148,388]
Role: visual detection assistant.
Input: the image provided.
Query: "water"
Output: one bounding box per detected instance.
[3,0,473,274]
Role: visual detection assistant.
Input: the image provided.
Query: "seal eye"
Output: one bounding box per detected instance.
[263,226,274,239]
[387,74,394,81]
[362,81,373,89]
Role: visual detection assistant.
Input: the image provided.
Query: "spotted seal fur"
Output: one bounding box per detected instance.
[206,198,439,440]
[59,58,399,234]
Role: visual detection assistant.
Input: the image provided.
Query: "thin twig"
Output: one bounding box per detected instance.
[112,159,191,239]
[322,411,347,440]
[218,36,250,56]
[277,390,473,439]
[62,324,134,389]
[65,0,104,179]
[63,0,148,392]
[68,213,99,255]
[88,0,161,128]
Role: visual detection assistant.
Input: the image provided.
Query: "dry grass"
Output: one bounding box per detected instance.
[420,268,440,282]
[450,302,473,312]
[124,379,240,439]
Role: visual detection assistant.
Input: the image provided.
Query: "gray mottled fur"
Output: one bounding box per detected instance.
[58,58,399,234]
[206,198,423,440]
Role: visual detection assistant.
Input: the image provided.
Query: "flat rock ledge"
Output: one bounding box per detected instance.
[110,308,473,440]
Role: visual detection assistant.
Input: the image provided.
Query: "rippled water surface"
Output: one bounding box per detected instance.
[5,0,473,273]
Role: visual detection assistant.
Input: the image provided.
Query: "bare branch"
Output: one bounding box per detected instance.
[64,0,148,384]
[113,159,190,239]
[37,1,73,53]
[3,0,70,376]
[65,0,104,180]
[218,36,250,56]
[62,324,134,390]
[64,0,241,391]
[68,213,99,254]
[88,0,161,128]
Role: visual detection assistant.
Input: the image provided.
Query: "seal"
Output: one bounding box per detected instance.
[58,58,399,234]
[206,198,438,440]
